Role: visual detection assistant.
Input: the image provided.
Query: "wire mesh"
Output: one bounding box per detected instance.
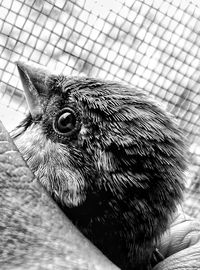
[0,0,200,218]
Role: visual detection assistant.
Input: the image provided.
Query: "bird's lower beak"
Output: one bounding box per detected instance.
[16,61,50,119]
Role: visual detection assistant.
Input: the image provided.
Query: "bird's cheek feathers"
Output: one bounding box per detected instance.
[14,123,87,207]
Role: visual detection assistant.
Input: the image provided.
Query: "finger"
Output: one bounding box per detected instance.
[158,210,200,257]
[153,242,200,270]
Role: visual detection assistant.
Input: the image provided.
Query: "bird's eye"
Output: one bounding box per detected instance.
[54,108,76,135]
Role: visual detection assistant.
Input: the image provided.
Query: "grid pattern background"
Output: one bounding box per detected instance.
[0,0,200,218]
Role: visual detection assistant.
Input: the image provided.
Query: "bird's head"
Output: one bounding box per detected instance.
[13,61,186,227]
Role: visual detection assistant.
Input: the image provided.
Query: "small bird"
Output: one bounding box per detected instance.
[13,61,186,270]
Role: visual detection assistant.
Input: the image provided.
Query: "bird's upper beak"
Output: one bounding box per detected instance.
[16,61,50,119]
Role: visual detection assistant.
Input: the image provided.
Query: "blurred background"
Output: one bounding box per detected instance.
[0,0,200,218]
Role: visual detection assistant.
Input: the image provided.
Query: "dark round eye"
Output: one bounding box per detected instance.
[54,108,76,135]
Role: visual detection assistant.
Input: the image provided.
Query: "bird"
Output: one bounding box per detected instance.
[13,61,186,270]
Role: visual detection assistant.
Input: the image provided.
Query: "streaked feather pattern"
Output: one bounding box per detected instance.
[13,63,186,270]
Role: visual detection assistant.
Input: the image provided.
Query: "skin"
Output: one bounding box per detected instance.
[13,62,186,270]
[154,209,200,270]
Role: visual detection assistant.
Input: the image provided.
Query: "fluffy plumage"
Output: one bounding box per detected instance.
[13,62,186,270]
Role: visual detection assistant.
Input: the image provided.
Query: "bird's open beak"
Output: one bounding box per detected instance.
[16,61,50,119]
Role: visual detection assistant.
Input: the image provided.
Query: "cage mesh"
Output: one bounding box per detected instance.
[0,0,200,218]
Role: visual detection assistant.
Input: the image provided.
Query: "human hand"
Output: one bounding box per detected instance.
[153,209,200,270]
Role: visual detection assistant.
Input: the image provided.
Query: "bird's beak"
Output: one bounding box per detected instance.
[16,61,50,119]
